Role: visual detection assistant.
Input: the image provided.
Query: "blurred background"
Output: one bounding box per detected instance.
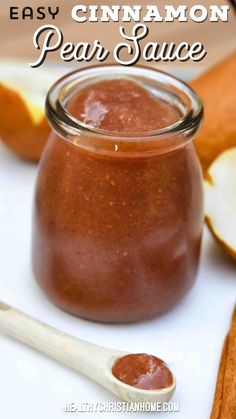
[1,0,236,72]
[0,0,235,163]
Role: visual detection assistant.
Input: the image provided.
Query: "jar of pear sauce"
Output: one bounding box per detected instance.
[32,79,203,322]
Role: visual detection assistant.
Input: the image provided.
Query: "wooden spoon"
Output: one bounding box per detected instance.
[0,301,176,403]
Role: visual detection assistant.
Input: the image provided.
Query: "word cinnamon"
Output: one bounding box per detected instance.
[210,306,236,419]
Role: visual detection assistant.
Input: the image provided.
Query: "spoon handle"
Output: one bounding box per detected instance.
[0,301,176,404]
[0,301,118,384]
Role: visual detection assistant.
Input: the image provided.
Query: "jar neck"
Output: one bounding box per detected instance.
[46,65,203,156]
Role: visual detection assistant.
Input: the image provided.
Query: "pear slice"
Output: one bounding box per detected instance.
[0,63,59,161]
[0,63,56,123]
[204,147,236,261]
[191,52,236,173]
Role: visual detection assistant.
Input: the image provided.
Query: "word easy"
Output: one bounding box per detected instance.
[9,6,59,20]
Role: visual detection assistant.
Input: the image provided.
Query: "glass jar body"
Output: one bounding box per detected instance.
[32,131,203,323]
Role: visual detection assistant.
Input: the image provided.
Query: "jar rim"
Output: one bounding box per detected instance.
[46,64,203,142]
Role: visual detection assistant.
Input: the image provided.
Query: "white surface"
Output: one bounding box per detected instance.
[0,132,235,418]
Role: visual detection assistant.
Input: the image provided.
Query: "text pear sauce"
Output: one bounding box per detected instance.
[33,78,203,323]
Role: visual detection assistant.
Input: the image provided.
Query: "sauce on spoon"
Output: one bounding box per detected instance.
[112,353,173,390]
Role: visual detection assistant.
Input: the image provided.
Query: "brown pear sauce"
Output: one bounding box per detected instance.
[68,79,180,132]
[112,353,173,390]
[33,75,203,323]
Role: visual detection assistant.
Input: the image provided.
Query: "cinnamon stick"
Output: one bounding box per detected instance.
[210,307,236,419]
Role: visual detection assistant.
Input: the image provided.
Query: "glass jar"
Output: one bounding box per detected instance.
[32,65,203,323]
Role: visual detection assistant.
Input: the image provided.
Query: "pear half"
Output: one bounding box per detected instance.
[204,147,236,261]
[0,63,58,161]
